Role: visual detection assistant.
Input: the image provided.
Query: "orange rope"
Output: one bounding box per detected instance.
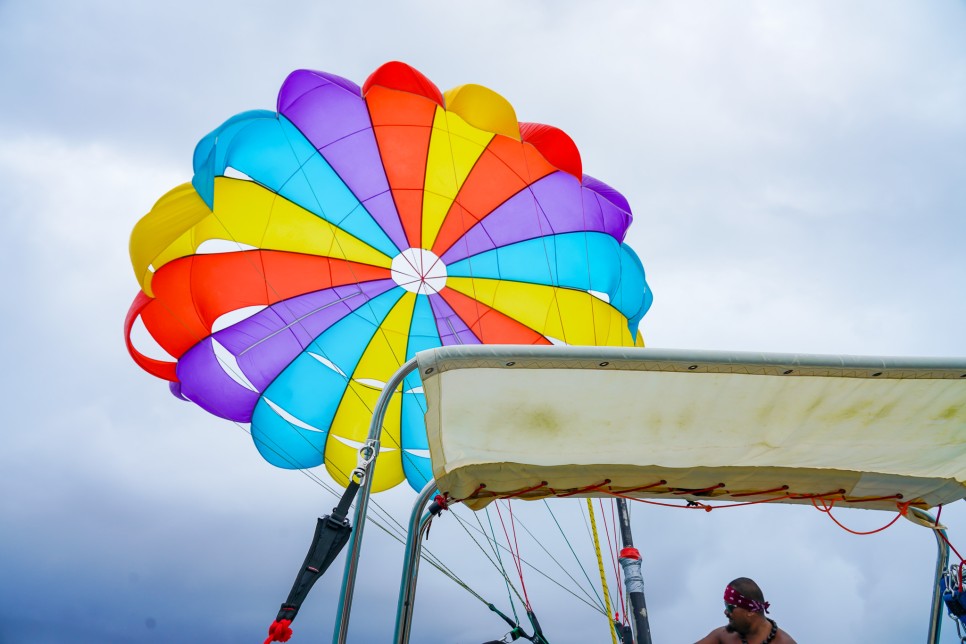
[671,483,725,495]
[731,485,789,497]
[497,481,549,500]
[811,499,912,535]
[553,479,612,498]
[612,480,666,494]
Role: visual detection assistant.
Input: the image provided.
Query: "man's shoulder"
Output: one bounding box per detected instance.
[775,626,797,643]
[693,626,737,643]
[775,630,797,644]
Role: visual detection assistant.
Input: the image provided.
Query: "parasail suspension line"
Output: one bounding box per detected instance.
[586,499,618,644]
[482,508,523,622]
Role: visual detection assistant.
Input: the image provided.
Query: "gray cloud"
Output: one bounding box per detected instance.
[1,1,964,642]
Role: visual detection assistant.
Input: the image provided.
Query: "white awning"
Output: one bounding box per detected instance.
[417,346,966,511]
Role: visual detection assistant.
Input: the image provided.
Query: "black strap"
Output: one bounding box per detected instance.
[274,479,361,623]
[615,620,634,644]
[526,609,549,644]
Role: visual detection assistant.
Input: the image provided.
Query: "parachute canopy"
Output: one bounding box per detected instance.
[419,346,966,511]
[125,62,652,492]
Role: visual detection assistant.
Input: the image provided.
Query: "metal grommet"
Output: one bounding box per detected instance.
[783,369,793,375]
[506,361,515,366]
[424,367,434,375]
[599,361,609,367]
[687,365,698,370]
[872,372,883,377]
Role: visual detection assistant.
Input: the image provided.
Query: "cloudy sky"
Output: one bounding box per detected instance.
[1,1,964,642]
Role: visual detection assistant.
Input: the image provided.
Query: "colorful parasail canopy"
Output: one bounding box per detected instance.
[125,62,652,492]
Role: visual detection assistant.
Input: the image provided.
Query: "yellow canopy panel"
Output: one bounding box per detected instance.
[417,346,966,511]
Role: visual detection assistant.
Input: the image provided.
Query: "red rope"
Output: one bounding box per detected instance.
[264,619,292,643]
[495,500,532,611]
[497,481,548,500]
[554,479,612,498]
[600,498,626,622]
[671,483,725,495]
[789,489,846,500]
[811,499,912,535]
[731,485,789,497]
[841,494,903,504]
[613,480,666,494]
[453,483,486,503]
[931,504,965,591]
[938,531,966,567]
[608,489,796,510]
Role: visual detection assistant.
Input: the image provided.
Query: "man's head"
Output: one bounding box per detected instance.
[723,577,769,635]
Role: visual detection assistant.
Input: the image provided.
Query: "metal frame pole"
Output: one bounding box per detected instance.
[905,507,950,644]
[333,357,420,644]
[393,481,440,644]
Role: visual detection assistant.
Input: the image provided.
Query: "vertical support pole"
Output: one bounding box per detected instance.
[907,508,950,644]
[616,498,652,644]
[333,357,419,644]
[394,481,440,644]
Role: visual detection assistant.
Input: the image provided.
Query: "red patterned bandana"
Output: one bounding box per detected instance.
[724,585,770,614]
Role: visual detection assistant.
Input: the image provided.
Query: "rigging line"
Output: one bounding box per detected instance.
[229,419,487,603]
[241,422,468,590]
[607,499,627,621]
[599,498,623,618]
[237,292,363,356]
[587,499,618,644]
[542,500,607,612]
[495,500,532,611]
[236,408,413,537]
[479,507,521,622]
[448,507,608,615]
[602,499,622,612]
[226,420,411,542]
[507,501,607,611]
[449,507,528,608]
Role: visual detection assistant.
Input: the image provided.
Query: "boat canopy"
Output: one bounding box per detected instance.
[417,346,966,511]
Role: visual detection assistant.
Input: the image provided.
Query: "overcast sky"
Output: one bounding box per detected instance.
[1,1,965,642]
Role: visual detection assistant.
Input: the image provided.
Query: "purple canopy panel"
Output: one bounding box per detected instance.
[278,70,407,253]
[439,172,572,263]
[176,279,398,420]
[429,293,481,345]
[220,280,397,390]
[581,174,632,217]
[277,70,362,125]
[441,171,632,265]
[581,175,632,243]
[320,132,407,252]
[177,338,261,422]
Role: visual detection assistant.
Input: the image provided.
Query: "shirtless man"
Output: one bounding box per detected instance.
[693,577,796,644]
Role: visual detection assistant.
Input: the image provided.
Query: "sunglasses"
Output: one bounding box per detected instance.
[724,603,736,616]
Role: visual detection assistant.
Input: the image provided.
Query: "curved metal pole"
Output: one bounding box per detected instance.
[906,507,950,644]
[333,357,420,644]
[394,481,440,644]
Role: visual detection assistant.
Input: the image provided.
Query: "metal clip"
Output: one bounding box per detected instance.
[351,441,378,483]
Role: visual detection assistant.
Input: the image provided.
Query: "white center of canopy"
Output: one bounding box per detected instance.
[391,248,447,295]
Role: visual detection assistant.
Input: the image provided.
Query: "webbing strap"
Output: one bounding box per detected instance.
[265,479,361,641]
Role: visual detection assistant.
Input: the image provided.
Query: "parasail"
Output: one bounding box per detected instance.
[124,62,653,492]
